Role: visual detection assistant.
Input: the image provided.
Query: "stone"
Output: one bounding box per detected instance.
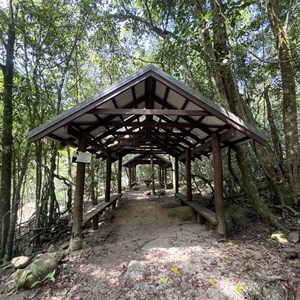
[11,256,31,269]
[11,253,59,289]
[124,260,147,279]
[142,238,173,251]
[156,190,165,196]
[231,207,253,227]
[167,206,195,222]
[24,246,33,256]
[99,211,114,222]
[224,211,234,231]
[288,231,299,243]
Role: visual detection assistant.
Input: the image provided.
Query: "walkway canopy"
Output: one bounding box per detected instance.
[27,65,267,161]
[123,154,172,168]
[27,65,268,245]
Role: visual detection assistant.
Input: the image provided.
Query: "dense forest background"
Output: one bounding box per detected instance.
[0,0,299,262]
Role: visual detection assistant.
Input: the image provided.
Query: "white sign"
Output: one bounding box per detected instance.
[72,150,92,164]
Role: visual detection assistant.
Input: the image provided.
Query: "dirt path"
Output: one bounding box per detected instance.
[2,187,298,299]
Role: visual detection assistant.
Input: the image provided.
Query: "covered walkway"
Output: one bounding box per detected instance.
[28,65,267,247]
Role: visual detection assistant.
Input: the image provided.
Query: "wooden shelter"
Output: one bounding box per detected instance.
[28,65,267,246]
[123,153,172,189]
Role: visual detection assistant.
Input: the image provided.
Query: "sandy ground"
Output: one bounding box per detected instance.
[1,186,298,299]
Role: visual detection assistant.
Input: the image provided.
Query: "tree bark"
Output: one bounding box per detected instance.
[266,0,300,192]
[6,141,31,259]
[0,4,16,260]
[208,0,289,224]
[235,147,282,228]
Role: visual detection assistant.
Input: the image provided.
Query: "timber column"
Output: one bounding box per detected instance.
[212,133,226,240]
[105,150,112,202]
[186,149,192,201]
[174,156,179,193]
[70,132,87,251]
[117,156,122,194]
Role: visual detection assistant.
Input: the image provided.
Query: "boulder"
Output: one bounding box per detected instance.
[9,252,66,290]
[288,231,299,243]
[124,260,147,280]
[167,206,195,221]
[11,256,31,269]
[231,207,253,227]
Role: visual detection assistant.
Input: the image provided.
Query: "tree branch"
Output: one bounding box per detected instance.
[107,12,173,37]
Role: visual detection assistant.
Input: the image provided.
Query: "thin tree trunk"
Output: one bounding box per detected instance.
[0,5,16,260]
[7,141,31,259]
[263,86,284,173]
[266,0,300,192]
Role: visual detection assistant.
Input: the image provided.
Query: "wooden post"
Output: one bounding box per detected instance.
[118,156,122,194]
[164,163,167,189]
[174,156,179,193]
[70,132,87,250]
[186,149,192,201]
[151,155,155,194]
[159,165,162,184]
[105,150,112,202]
[128,164,132,190]
[212,133,226,240]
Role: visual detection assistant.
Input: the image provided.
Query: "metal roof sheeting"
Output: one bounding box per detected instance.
[28,65,268,161]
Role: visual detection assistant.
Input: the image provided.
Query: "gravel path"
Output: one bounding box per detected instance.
[3,186,298,299]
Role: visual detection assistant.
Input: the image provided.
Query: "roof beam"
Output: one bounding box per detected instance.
[89,108,211,117]
[87,120,210,128]
[178,129,236,160]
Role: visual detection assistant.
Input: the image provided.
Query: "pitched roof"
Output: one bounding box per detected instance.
[28,65,268,161]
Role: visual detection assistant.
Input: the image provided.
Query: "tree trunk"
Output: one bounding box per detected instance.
[266,0,300,193]
[6,141,31,259]
[0,9,16,260]
[263,86,284,173]
[235,147,282,228]
[208,0,289,223]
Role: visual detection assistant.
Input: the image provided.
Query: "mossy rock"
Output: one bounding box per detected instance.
[11,253,59,290]
[167,206,195,221]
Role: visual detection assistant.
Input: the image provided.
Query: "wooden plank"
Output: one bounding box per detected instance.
[81,194,122,227]
[175,193,218,225]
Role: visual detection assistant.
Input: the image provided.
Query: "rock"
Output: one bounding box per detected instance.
[24,246,33,256]
[99,211,114,222]
[11,256,31,269]
[142,238,173,251]
[231,207,253,227]
[271,231,289,244]
[10,253,59,290]
[288,231,299,243]
[284,246,300,259]
[124,260,147,279]
[167,206,195,222]
[156,190,165,196]
[224,211,234,231]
